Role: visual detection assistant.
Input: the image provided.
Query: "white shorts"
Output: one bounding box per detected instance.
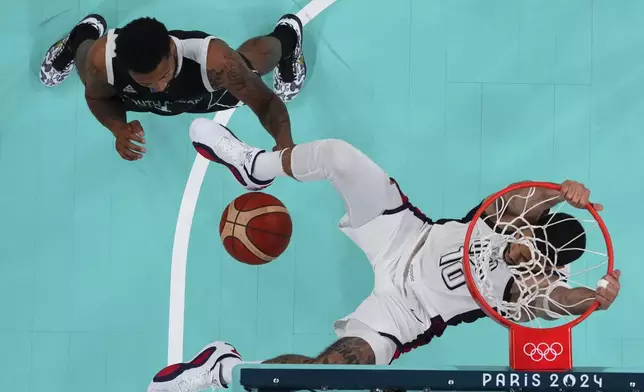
[333,192,438,364]
[301,140,442,365]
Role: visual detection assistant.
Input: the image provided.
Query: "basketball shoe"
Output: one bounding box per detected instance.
[189,118,274,191]
[147,341,242,392]
[40,14,107,87]
[273,14,306,102]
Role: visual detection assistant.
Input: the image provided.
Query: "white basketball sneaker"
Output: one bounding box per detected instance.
[189,118,274,191]
[147,341,242,392]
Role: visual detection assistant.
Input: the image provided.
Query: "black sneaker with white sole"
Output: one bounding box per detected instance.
[273,14,306,103]
[40,14,107,87]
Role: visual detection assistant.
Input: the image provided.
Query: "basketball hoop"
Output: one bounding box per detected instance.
[462,181,614,372]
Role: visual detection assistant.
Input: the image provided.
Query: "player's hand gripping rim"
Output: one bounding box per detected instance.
[596,269,621,310]
[559,180,603,211]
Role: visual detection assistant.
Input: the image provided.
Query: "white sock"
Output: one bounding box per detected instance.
[253,141,334,183]
[252,151,286,181]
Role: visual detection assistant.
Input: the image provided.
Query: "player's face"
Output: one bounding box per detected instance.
[503,242,532,265]
[503,228,538,266]
[129,47,177,92]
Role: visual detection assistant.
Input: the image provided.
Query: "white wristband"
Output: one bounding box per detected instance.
[597,279,609,289]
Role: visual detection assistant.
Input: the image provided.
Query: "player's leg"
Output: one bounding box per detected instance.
[235,14,306,102]
[189,119,402,230]
[40,14,107,87]
[147,294,411,392]
[148,336,389,392]
[264,335,379,365]
[258,141,403,229]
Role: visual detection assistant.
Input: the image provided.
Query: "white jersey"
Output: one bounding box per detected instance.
[407,216,514,324]
[333,178,517,363]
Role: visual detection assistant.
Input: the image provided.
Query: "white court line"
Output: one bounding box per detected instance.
[167,0,338,364]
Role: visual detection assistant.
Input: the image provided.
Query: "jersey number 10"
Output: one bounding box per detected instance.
[439,241,497,291]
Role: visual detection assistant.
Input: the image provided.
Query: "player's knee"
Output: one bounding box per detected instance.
[333,320,396,365]
[318,139,362,178]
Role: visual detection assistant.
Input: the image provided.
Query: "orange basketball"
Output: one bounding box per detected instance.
[219,192,293,265]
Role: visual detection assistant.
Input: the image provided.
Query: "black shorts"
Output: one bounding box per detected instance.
[121,53,257,116]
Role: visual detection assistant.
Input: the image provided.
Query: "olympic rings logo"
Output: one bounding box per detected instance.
[523,342,564,362]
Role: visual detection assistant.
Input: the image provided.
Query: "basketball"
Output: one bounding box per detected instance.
[219,192,293,265]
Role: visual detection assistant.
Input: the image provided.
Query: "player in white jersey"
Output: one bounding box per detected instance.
[146,119,622,392]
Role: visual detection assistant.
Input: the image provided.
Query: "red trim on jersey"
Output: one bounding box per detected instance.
[383,178,432,223]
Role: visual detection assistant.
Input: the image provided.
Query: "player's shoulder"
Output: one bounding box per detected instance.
[86,36,108,74]
[84,37,116,97]
[165,29,231,61]
[204,38,241,72]
[205,36,233,56]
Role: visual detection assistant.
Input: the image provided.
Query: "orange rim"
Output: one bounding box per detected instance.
[462,181,614,331]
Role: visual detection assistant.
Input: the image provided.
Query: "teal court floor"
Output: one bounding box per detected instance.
[1,0,644,391]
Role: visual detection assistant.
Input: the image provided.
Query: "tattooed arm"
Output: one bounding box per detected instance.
[84,37,147,161]
[206,39,294,149]
[263,337,376,365]
[509,269,621,323]
[83,37,128,134]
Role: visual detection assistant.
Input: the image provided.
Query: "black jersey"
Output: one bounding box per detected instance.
[105,28,249,116]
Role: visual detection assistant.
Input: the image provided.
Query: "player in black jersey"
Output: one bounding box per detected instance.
[40,14,305,161]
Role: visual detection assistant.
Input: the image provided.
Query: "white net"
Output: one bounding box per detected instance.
[468,187,610,328]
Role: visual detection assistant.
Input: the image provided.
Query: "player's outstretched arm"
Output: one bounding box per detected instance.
[84,37,128,135]
[205,39,294,150]
[84,38,146,161]
[514,270,621,321]
[263,337,376,365]
[484,180,603,225]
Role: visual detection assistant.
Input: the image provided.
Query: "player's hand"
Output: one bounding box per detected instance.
[113,120,146,161]
[559,180,603,211]
[595,270,620,310]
